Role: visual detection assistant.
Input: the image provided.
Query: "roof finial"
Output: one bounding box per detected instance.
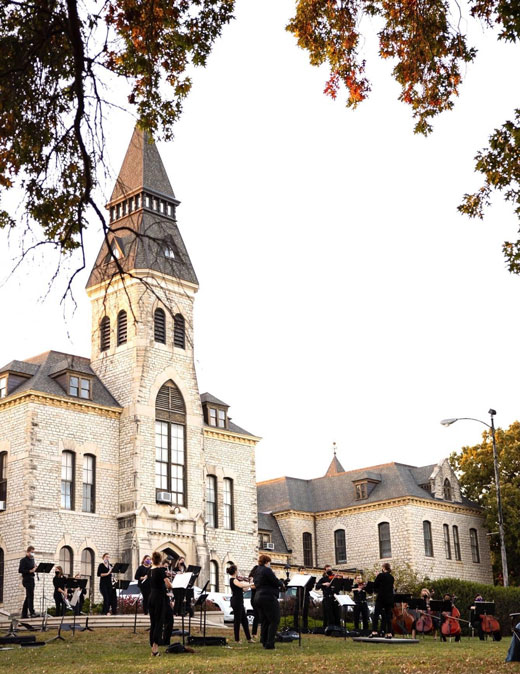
[333,441,337,457]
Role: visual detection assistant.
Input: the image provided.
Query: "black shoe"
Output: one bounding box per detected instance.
[264,645,275,650]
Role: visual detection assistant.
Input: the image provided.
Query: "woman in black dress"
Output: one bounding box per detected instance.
[252,554,282,650]
[53,566,67,616]
[134,554,152,615]
[149,551,172,656]
[227,564,253,643]
[96,553,115,615]
[370,562,394,638]
[248,564,259,639]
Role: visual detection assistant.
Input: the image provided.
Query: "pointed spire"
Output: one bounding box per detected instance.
[325,442,345,477]
[110,126,176,203]
[86,126,198,289]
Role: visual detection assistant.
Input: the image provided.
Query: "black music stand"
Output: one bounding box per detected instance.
[186,567,200,637]
[67,579,88,635]
[111,563,129,615]
[288,574,314,647]
[171,571,193,647]
[36,562,54,630]
[408,598,427,610]
[194,582,210,645]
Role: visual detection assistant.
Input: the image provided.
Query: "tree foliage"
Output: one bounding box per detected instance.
[450,420,520,584]
[0,0,519,282]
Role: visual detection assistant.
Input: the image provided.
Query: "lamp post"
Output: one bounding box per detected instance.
[440,409,509,587]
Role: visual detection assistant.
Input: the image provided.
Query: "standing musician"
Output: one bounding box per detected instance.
[149,551,173,657]
[227,564,253,643]
[248,564,260,640]
[352,574,370,633]
[369,562,394,639]
[134,555,152,615]
[18,545,37,619]
[172,556,188,616]
[316,565,340,628]
[97,552,117,615]
[53,566,68,616]
[252,554,282,650]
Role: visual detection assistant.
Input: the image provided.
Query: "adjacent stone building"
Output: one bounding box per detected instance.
[0,128,260,613]
[257,455,493,584]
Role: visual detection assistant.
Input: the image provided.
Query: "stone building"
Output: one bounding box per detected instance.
[257,455,493,584]
[0,128,260,613]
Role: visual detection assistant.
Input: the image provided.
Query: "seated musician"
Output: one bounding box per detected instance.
[411,588,435,639]
[352,574,370,633]
[440,593,461,642]
[470,594,501,641]
[316,565,340,628]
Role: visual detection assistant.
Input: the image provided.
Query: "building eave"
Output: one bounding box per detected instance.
[203,427,261,446]
[0,389,122,419]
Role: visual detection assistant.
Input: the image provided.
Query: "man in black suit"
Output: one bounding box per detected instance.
[19,545,37,618]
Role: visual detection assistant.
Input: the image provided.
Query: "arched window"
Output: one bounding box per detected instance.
[174,314,186,349]
[0,548,4,603]
[82,454,95,513]
[100,316,110,352]
[59,546,73,576]
[443,478,452,501]
[470,528,480,563]
[223,478,234,530]
[334,529,347,564]
[452,525,462,560]
[117,310,128,346]
[443,524,452,559]
[378,522,391,559]
[423,521,434,557]
[206,475,217,528]
[302,532,313,567]
[155,381,186,506]
[154,308,166,344]
[0,451,7,506]
[80,548,95,599]
[210,560,219,593]
[61,451,75,510]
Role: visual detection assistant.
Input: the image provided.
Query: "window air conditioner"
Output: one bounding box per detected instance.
[157,491,172,504]
[264,542,274,550]
[0,501,5,511]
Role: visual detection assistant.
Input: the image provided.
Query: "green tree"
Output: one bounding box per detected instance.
[0,1,519,282]
[450,420,520,585]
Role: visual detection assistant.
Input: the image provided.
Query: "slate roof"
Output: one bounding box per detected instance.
[0,351,121,409]
[201,392,229,407]
[258,512,290,554]
[86,128,198,289]
[325,454,345,476]
[0,360,39,377]
[257,461,480,514]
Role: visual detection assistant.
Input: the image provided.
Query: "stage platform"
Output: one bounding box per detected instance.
[353,636,419,644]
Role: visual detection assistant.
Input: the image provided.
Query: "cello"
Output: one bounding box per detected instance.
[415,589,434,635]
[441,596,461,641]
[391,594,415,635]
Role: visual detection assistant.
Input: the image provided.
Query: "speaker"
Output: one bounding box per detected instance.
[187,635,227,646]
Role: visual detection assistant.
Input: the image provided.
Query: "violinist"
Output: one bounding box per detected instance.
[228,564,253,643]
[440,593,461,642]
[369,562,394,639]
[97,553,117,615]
[134,555,152,615]
[172,556,189,616]
[53,566,68,616]
[352,574,370,633]
[316,565,340,628]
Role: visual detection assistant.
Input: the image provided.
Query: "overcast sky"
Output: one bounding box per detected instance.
[1,1,519,482]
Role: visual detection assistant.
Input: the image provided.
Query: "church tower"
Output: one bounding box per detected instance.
[86,127,207,571]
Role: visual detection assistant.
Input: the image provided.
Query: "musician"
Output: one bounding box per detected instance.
[227,564,253,643]
[352,574,370,633]
[18,545,37,619]
[172,555,193,617]
[369,562,394,639]
[248,564,259,640]
[149,551,173,656]
[293,566,313,633]
[316,565,340,628]
[252,554,281,650]
[440,593,461,642]
[53,566,67,616]
[411,588,435,639]
[97,552,117,615]
[134,555,152,615]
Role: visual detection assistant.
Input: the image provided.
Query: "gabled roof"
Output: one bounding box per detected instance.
[257,461,479,514]
[201,392,229,407]
[258,512,290,554]
[86,128,198,289]
[0,351,121,409]
[0,360,39,377]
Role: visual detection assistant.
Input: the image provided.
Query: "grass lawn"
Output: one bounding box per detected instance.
[0,628,515,673]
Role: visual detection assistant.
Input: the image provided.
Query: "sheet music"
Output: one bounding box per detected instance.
[335,594,355,606]
[171,571,193,589]
[287,574,312,588]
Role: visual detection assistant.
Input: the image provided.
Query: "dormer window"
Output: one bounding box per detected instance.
[208,407,227,428]
[356,483,367,500]
[0,377,6,399]
[165,247,175,259]
[69,375,91,399]
[443,478,452,501]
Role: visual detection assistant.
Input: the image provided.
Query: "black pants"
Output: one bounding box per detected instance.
[54,592,65,616]
[323,595,340,628]
[254,594,280,649]
[354,601,370,631]
[231,597,251,642]
[372,599,393,634]
[140,584,151,615]
[149,591,167,647]
[100,584,117,615]
[162,600,174,645]
[22,578,35,617]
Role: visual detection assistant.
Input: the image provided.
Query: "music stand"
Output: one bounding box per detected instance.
[35,563,54,630]
[194,582,210,645]
[408,598,427,610]
[110,563,129,615]
[430,599,452,612]
[288,574,313,647]
[172,572,193,646]
[335,594,355,641]
[364,581,375,595]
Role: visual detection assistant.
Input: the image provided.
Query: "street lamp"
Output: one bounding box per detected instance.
[440,409,509,587]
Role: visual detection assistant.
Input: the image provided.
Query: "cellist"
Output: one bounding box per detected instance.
[440,593,461,642]
[412,588,436,639]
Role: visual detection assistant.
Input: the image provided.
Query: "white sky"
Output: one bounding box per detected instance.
[1,1,519,482]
